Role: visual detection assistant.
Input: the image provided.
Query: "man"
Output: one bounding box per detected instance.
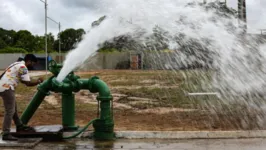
[0,54,43,141]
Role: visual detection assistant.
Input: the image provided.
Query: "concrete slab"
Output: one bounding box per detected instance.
[10,125,63,141]
[83,130,266,139]
[0,138,42,149]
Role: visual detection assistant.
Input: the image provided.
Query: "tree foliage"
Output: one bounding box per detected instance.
[0,46,27,53]
[0,27,86,53]
[54,28,85,51]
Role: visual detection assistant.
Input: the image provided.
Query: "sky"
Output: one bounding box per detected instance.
[0,0,265,36]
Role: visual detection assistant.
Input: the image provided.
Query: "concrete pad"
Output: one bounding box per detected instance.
[82,130,266,139]
[10,125,63,141]
[0,138,42,149]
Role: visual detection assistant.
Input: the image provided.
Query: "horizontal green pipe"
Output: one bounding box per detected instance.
[78,79,89,90]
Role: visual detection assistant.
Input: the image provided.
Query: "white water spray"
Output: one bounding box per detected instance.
[56,0,266,99]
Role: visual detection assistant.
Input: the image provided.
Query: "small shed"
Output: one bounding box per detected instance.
[17,54,53,70]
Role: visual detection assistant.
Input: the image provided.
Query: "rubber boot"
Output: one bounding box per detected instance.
[2,133,18,141]
[16,124,36,133]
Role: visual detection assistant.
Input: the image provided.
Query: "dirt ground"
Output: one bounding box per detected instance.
[0,70,266,131]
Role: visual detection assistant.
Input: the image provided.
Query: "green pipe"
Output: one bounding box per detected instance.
[87,77,112,97]
[63,118,98,139]
[52,78,81,93]
[62,93,78,131]
[78,79,89,90]
[85,77,115,140]
[20,78,52,124]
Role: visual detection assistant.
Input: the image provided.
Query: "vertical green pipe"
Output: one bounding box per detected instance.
[86,77,114,140]
[92,96,114,140]
[99,99,111,120]
[62,93,78,131]
[20,87,49,124]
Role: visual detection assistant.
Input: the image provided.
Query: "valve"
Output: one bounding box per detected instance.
[48,60,62,76]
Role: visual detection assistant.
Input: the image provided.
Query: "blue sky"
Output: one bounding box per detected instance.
[0,0,265,36]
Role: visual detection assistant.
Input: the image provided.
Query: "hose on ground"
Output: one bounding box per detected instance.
[62,118,98,139]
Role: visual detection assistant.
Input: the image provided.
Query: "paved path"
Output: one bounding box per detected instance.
[34,138,266,150]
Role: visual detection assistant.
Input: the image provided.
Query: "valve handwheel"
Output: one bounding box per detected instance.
[48,60,57,72]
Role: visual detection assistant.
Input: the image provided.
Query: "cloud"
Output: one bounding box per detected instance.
[0,0,100,36]
[0,1,42,35]
[60,0,104,9]
[0,0,265,36]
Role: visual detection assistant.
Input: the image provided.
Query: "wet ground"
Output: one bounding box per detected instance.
[33,138,266,150]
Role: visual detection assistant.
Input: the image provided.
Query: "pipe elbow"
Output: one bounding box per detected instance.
[88,76,112,99]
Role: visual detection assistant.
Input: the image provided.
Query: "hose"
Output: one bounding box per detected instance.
[63,118,98,139]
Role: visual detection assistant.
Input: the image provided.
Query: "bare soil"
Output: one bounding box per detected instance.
[0,70,265,131]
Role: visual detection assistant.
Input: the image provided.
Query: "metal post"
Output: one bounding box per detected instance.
[59,22,61,63]
[45,0,48,78]
[40,0,48,78]
[238,0,247,33]
[47,17,61,63]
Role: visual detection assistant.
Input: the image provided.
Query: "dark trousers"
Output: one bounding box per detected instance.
[0,89,22,134]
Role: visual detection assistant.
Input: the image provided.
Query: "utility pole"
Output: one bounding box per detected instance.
[59,22,61,63]
[40,0,48,78]
[238,0,247,33]
[47,16,61,63]
[261,29,266,35]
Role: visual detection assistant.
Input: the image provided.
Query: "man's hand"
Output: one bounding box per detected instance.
[37,77,44,83]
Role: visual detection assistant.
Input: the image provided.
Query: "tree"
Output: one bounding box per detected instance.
[54,28,85,51]
[13,30,35,52]
[0,39,7,49]
[0,47,27,53]
[0,28,16,48]
[34,33,55,53]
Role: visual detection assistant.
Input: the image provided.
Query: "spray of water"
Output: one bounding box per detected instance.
[54,0,266,129]
[57,0,227,81]
[57,0,266,100]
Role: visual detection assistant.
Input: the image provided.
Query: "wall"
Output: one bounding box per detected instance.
[0,52,176,70]
[0,53,24,69]
[78,52,130,71]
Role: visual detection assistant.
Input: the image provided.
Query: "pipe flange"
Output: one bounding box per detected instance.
[96,96,113,101]
[73,80,81,93]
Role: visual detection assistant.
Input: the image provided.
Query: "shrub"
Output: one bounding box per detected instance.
[0,47,27,53]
